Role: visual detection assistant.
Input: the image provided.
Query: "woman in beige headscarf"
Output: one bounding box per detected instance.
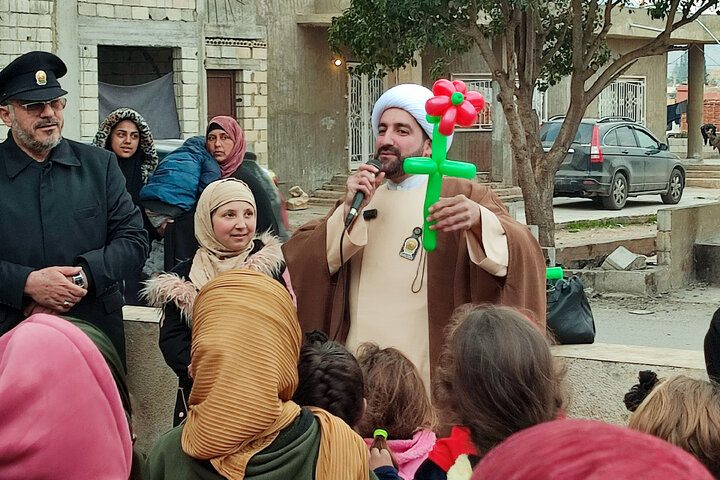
[143,178,294,426]
[145,269,370,479]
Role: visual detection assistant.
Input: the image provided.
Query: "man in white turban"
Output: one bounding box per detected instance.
[283,84,546,386]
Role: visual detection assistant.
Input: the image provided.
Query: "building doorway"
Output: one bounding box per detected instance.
[207,70,236,122]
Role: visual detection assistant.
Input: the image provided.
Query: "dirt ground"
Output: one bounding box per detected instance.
[555,223,657,248]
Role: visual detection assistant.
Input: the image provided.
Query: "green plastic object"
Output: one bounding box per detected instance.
[373,429,388,439]
[403,117,476,252]
[546,267,564,279]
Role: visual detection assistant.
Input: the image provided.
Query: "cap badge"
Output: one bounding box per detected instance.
[35,70,47,86]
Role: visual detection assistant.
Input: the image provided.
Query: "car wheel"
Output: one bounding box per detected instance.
[660,168,684,205]
[601,172,628,210]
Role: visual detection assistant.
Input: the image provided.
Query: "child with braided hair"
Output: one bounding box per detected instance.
[292,330,365,426]
[293,332,403,480]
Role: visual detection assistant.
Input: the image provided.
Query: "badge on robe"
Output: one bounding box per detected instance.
[400,227,423,261]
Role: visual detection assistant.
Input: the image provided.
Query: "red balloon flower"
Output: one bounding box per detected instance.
[425,79,485,136]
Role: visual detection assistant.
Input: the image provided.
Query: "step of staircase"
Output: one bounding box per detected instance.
[686,170,720,179]
[685,164,720,172]
[686,178,720,188]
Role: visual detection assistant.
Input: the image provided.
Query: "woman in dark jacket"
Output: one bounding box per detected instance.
[143,178,294,426]
[93,108,159,304]
[140,116,289,271]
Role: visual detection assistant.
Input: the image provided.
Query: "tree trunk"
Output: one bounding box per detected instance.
[520,152,556,247]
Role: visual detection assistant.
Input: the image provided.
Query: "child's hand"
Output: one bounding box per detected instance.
[369,447,393,470]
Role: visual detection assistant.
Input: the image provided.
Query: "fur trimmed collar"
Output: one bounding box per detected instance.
[141,233,285,325]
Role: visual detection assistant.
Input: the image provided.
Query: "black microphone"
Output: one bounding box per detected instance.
[344,158,383,228]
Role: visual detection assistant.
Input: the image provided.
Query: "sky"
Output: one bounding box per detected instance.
[668,44,720,72]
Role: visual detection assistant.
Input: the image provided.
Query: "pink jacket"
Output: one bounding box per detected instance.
[365,429,437,480]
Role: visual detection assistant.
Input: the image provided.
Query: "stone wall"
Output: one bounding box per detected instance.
[554,343,707,426]
[77,0,196,21]
[656,201,720,289]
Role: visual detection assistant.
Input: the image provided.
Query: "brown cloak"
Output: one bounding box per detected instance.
[281,177,546,377]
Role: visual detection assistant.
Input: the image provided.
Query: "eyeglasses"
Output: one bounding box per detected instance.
[13,97,67,115]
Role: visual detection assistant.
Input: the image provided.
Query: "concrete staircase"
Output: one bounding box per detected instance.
[308,173,524,207]
[668,136,720,159]
[685,163,720,189]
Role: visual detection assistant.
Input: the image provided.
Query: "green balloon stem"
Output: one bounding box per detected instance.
[403,122,477,252]
[546,267,564,279]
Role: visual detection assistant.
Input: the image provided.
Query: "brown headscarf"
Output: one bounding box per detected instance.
[206,116,247,178]
[189,178,257,289]
[181,269,368,479]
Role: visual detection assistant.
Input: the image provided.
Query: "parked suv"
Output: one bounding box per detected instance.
[540,117,685,209]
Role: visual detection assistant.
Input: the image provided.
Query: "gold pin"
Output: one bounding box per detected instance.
[35,70,46,86]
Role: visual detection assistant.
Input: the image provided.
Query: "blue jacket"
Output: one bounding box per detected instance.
[140,136,220,212]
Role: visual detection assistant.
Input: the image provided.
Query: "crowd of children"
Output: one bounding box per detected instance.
[4,295,720,479]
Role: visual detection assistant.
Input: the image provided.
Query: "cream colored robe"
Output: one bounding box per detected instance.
[325,179,509,384]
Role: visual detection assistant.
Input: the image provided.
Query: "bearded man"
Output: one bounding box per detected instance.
[0,51,148,363]
[283,84,546,384]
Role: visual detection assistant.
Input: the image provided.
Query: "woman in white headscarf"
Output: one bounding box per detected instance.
[143,178,294,426]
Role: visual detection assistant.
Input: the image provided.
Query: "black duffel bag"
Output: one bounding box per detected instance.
[546,275,595,344]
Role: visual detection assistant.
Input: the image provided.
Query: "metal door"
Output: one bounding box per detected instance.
[348,72,385,170]
[598,78,646,125]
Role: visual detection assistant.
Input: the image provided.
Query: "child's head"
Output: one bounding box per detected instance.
[292,330,365,426]
[629,375,720,477]
[354,342,436,439]
[435,304,565,454]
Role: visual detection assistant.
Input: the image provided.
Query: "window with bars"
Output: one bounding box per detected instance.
[598,77,646,125]
[348,70,385,169]
[450,74,547,131]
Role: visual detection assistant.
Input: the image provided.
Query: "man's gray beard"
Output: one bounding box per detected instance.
[11,116,62,154]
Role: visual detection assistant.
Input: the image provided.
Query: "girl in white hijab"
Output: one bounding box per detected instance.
[143,178,295,426]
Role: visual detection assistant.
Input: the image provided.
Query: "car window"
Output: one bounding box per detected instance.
[615,126,638,147]
[603,129,619,146]
[539,122,593,144]
[634,128,659,149]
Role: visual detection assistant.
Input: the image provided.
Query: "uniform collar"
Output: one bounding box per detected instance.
[3,133,76,178]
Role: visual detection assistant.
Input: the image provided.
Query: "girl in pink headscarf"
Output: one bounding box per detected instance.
[0,314,133,479]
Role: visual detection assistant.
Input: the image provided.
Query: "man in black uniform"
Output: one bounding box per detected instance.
[0,51,148,363]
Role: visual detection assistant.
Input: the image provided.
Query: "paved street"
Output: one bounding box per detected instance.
[521,186,720,225]
[590,285,720,352]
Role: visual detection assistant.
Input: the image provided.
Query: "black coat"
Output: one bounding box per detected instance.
[0,134,149,362]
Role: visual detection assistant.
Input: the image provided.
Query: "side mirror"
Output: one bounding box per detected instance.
[659,143,668,151]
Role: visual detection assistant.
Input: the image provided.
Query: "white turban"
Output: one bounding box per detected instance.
[371,83,454,151]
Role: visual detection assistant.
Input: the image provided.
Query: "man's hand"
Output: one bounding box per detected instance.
[369,448,394,470]
[24,266,88,312]
[23,301,59,317]
[427,194,481,232]
[343,162,385,219]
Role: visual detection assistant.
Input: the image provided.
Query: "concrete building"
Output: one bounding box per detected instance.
[0,0,269,163]
[0,1,717,191]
